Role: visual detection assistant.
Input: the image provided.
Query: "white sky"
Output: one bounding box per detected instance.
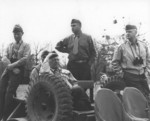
[0,0,150,51]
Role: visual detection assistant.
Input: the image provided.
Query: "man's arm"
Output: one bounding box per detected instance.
[111,46,123,73]
[2,43,11,61]
[62,69,77,86]
[55,36,70,53]
[88,36,96,66]
[12,43,31,67]
[30,64,41,81]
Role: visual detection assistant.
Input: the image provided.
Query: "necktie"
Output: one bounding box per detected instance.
[73,36,79,54]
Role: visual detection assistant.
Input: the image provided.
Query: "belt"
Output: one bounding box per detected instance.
[72,60,88,63]
[123,72,146,82]
[124,69,145,75]
[124,71,145,77]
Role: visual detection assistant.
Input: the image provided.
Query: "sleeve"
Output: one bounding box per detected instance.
[62,69,77,86]
[111,45,123,73]
[3,43,11,60]
[88,36,97,65]
[145,45,150,76]
[30,66,40,81]
[13,43,31,66]
[55,36,70,53]
[39,61,51,74]
[68,71,77,85]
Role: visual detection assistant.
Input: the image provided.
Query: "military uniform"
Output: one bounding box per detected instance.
[0,25,31,120]
[34,52,93,111]
[112,25,150,97]
[56,19,96,80]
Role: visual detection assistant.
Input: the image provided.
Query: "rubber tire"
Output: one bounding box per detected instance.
[101,76,126,91]
[26,74,73,121]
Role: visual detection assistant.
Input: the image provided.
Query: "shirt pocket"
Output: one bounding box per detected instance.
[17,47,24,58]
[140,47,146,63]
[79,38,89,50]
[68,38,74,50]
[122,48,133,66]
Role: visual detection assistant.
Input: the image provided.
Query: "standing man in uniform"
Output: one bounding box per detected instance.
[111,24,150,97]
[0,24,31,121]
[55,19,96,80]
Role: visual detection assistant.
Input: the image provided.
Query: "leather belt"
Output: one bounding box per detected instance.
[124,71,145,77]
[73,60,88,63]
[124,69,145,75]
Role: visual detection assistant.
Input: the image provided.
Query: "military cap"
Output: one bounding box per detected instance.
[41,50,50,60]
[13,24,24,33]
[48,52,58,60]
[71,19,81,26]
[125,24,137,31]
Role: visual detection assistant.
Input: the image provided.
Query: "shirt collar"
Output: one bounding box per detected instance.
[128,39,139,46]
[74,31,82,38]
[15,40,23,45]
[50,67,61,73]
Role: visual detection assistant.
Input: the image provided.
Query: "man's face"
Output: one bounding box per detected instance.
[126,29,137,40]
[49,56,60,69]
[13,31,23,43]
[71,23,81,34]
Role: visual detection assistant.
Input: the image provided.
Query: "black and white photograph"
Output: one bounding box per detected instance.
[0,0,150,121]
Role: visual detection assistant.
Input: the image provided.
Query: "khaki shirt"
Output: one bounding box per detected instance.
[56,32,96,65]
[111,40,150,75]
[4,40,31,67]
[31,62,77,88]
[50,68,77,88]
[38,54,77,88]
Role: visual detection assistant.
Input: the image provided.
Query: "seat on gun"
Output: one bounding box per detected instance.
[123,87,150,119]
[94,88,149,121]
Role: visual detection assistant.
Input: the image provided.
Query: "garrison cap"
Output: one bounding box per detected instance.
[48,51,58,60]
[13,24,24,33]
[71,19,81,26]
[125,24,137,31]
[41,50,50,60]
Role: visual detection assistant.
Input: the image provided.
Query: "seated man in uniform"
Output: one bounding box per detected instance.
[30,51,93,111]
[30,50,50,81]
[0,24,31,121]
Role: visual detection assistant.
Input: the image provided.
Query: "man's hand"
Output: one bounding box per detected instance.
[116,70,124,78]
[7,63,16,70]
[13,68,20,74]
[100,74,108,83]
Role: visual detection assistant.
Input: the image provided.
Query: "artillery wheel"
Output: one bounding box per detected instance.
[26,74,73,121]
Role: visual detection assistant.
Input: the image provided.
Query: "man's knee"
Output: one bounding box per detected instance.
[71,85,83,98]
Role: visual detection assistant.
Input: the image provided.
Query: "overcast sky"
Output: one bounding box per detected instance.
[0,0,150,51]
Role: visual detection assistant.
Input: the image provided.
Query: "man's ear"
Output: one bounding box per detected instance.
[20,32,24,36]
[135,29,138,35]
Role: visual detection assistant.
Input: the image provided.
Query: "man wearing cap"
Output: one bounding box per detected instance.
[55,19,96,80]
[30,50,50,82]
[31,51,92,111]
[111,24,150,98]
[0,24,31,120]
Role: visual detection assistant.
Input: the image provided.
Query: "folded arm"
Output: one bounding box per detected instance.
[55,37,70,53]
[9,44,31,69]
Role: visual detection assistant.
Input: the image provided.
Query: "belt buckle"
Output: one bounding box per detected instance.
[78,60,83,63]
[76,60,86,63]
